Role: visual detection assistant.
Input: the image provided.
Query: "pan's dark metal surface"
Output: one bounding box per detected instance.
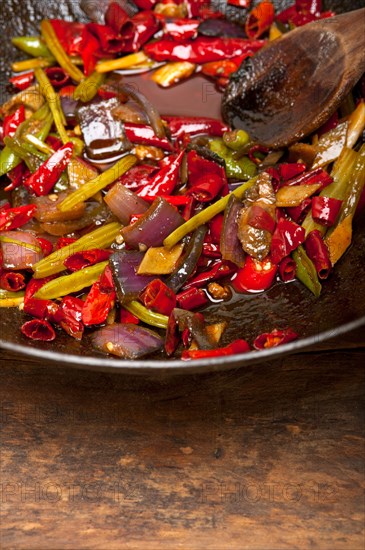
[0,0,364,373]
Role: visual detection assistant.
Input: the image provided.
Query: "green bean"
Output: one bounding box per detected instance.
[58,155,137,211]
[124,301,169,329]
[32,222,121,278]
[34,67,69,144]
[163,177,257,249]
[293,246,321,298]
[34,262,109,300]
[74,71,105,102]
[12,36,52,58]
[40,19,84,83]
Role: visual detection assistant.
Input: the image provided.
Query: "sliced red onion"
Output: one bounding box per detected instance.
[122,197,185,250]
[109,250,154,303]
[0,231,43,269]
[220,195,245,268]
[104,182,149,225]
[92,323,163,359]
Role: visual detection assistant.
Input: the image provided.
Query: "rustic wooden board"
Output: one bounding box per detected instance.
[1,327,364,549]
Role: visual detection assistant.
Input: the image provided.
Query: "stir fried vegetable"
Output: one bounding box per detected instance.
[1,0,364,360]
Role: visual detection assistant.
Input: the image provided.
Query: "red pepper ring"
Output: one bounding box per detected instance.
[248,144,270,164]
[253,328,298,350]
[21,319,56,342]
[278,256,297,282]
[188,172,224,202]
[181,338,250,360]
[140,279,177,316]
[245,1,275,39]
[44,67,71,87]
[311,196,342,227]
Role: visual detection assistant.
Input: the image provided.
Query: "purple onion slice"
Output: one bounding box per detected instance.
[92,323,163,359]
[0,231,43,269]
[104,182,149,225]
[109,250,154,303]
[220,195,245,267]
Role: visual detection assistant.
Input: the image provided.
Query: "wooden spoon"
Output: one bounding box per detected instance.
[222,9,365,149]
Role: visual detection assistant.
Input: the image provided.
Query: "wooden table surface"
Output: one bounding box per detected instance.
[1,326,364,550]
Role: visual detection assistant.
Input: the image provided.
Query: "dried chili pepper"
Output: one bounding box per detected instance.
[2,106,25,138]
[123,12,159,53]
[87,23,125,53]
[144,37,264,64]
[286,197,312,224]
[181,338,250,360]
[64,249,112,272]
[23,142,74,196]
[183,260,236,290]
[105,3,135,38]
[245,1,275,39]
[311,196,342,227]
[163,18,199,41]
[164,115,228,138]
[124,123,173,151]
[201,59,240,79]
[56,237,77,249]
[140,279,177,316]
[50,19,86,56]
[187,149,227,202]
[176,287,209,310]
[82,265,116,326]
[119,307,140,324]
[59,296,84,340]
[36,237,53,257]
[0,271,26,291]
[282,167,333,190]
[0,204,36,231]
[23,276,61,322]
[278,257,297,282]
[137,150,184,198]
[21,319,56,341]
[232,256,277,293]
[304,229,332,279]
[253,327,298,350]
[9,72,34,90]
[270,218,306,264]
[278,162,307,181]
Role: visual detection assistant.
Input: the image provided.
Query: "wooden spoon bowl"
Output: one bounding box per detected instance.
[222,9,365,149]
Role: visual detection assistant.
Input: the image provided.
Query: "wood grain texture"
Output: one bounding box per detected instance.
[1,327,364,549]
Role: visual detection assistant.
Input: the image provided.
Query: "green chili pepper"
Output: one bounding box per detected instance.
[33,222,122,278]
[34,261,109,300]
[223,129,250,151]
[12,36,52,58]
[34,67,69,144]
[58,155,137,211]
[124,301,169,329]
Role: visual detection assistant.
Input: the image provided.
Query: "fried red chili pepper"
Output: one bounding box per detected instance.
[23,142,74,196]
[282,167,333,190]
[144,37,265,64]
[187,150,227,202]
[0,271,26,291]
[82,265,116,326]
[181,338,250,360]
[253,327,298,349]
[245,1,275,39]
[21,319,56,341]
[64,249,113,272]
[2,106,25,138]
[304,229,332,279]
[163,18,199,41]
[232,256,277,293]
[278,257,297,282]
[59,296,84,340]
[176,287,209,310]
[124,123,173,151]
[44,67,71,87]
[311,196,342,227]
[123,12,159,53]
[270,218,306,264]
[137,150,184,198]
[140,279,177,316]
[0,203,36,231]
[9,72,34,90]
[163,115,228,138]
[183,260,236,291]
